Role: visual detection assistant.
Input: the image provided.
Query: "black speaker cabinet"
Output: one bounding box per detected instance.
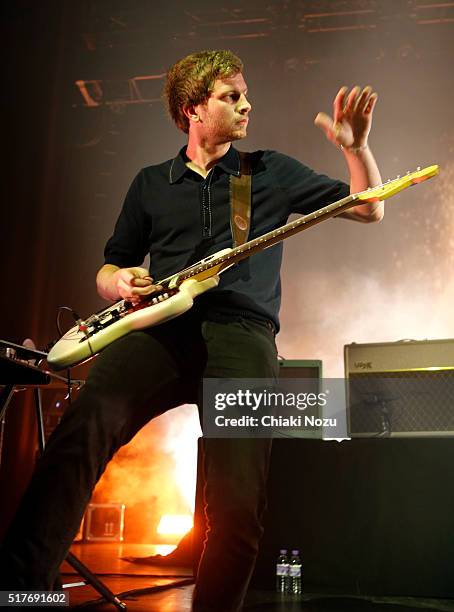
[194,355,454,598]
[250,437,454,597]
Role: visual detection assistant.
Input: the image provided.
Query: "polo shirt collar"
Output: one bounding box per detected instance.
[169,145,241,184]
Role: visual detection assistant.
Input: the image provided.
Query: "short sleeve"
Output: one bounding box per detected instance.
[267,151,350,215]
[103,170,151,267]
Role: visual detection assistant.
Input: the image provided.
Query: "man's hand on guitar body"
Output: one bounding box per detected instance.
[96,264,163,303]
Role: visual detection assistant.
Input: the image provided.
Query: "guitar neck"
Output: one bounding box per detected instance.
[176,192,359,283]
[157,164,438,288]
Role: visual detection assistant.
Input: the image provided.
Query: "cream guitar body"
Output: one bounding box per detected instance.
[47,274,222,370]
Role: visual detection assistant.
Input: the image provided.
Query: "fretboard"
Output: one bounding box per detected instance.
[173,191,359,284]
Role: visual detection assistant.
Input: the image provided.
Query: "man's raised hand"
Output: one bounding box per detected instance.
[314,85,378,150]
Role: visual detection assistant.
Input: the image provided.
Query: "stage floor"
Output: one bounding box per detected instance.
[62,543,454,611]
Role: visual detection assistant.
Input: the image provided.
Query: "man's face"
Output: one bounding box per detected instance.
[193,72,251,143]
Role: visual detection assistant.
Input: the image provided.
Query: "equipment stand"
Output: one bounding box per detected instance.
[0,340,127,611]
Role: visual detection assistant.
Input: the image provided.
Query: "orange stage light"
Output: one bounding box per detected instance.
[157,514,193,537]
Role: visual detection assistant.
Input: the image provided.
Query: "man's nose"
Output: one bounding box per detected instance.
[238,94,251,114]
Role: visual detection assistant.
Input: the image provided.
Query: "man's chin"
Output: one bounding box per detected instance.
[215,128,248,144]
[231,128,248,141]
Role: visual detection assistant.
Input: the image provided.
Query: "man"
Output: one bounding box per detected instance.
[0,50,383,611]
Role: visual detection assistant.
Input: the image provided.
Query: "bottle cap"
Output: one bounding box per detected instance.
[279,549,287,554]
[291,549,299,555]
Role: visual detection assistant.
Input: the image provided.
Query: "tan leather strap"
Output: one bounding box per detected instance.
[229,151,252,247]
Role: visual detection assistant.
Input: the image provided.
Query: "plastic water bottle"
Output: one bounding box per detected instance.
[275,549,289,592]
[289,549,302,594]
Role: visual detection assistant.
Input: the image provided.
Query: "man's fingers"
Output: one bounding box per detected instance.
[344,86,361,113]
[131,284,164,297]
[364,92,378,114]
[330,85,377,120]
[333,86,348,123]
[355,85,372,111]
[131,276,154,287]
[129,266,150,277]
[314,112,334,136]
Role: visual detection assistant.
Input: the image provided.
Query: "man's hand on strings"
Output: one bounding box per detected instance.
[314,86,378,150]
[114,267,163,302]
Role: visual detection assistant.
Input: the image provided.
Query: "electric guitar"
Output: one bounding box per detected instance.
[47,165,439,370]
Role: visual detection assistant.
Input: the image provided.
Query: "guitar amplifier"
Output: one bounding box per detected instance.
[278,359,323,437]
[344,339,454,437]
[278,358,322,379]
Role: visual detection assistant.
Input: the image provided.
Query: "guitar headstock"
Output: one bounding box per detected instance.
[356,165,439,203]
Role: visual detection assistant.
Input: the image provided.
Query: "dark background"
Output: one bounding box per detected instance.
[1,0,454,585]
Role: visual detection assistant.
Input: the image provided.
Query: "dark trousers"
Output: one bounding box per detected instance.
[0,310,278,612]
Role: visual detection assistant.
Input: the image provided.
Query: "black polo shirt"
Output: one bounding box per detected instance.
[104,145,349,332]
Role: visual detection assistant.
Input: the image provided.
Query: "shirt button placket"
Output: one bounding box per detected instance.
[201,181,212,238]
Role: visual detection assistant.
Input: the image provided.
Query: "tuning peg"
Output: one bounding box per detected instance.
[406,170,411,175]
[417,166,421,171]
[396,175,400,179]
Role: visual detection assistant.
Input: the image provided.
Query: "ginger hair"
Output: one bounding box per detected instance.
[164,50,243,133]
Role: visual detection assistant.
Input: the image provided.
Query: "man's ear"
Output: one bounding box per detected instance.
[183,105,200,123]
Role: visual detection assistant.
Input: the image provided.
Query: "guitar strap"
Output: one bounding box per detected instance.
[229,151,252,247]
